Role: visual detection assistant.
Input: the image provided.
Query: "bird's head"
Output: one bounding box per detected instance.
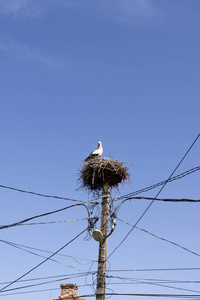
[98,141,102,148]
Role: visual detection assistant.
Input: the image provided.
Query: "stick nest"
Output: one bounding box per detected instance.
[78,158,130,192]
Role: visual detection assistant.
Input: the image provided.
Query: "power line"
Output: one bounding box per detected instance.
[0,273,90,294]
[106,276,200,285]
[114,165,200,216]
[0,203,90,230]
[117,165,200,202]
[0,239,84,271]
[117,217,200,258]
[3,268,200,287]
[2,278,200,297]
[0,184,87,203]
[136,227,200,258]
[108,268,200,272]
[0,287,60,297]
[2,291,200,298]
[0,225,90,293]
[0,238,97,263]
[2,273,200,297]
[108,134,200,259]
[106,275,200,294]
[3,268,200,290]
[0,272,94,285]
[120,196,200,202]
[52,292,200,298]
[0,158,199,211]
[16,218,88,226]
[3,277,200,297]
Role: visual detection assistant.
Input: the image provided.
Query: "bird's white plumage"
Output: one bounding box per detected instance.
[85,141,103,161]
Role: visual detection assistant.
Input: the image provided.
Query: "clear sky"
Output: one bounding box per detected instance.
[0,1,200,299]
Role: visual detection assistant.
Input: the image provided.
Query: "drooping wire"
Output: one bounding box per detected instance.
[47,292,200,298]
[117,217,200,258]
[3,267,200,287]
[2,291,200,298]
[16,218,88,226]
[2,275,200,297]
[114,165,200,214]
[0,239,84,271]
[108,267,200,272]
[0,272,94,285]
[106,275,200,294]
[0,203,90,230]
[117,196,200,202]
[85,260,96,294]
[84,199,102,241]
[0,238,97,264]
[0,274,89,294]
[105,276,200,285]
[0,288,60,297]
[0,184,88,203]
[108,133,200,259]
[0,225,92,293]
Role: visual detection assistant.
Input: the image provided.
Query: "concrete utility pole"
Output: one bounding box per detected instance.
[96,184,110,300]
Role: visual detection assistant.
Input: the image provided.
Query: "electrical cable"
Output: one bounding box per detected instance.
[48,292,200,298]
[0,203,90,230]
[107,134,200,259]
[0,225,90,293]
[16,218,88,226]
[119,196,200,202]
[0,272,94,285]
[117,218,200,258]
[2,276,200,297]
[0,238,97,264]
[118,165,200,201]
[2,273,200,287]
[2,291,200,298]
[106,275,200,294]
[0,184,88,203]
[106,277,200,285]
[0,273,90,294]
[115,165,200,206]
[1,135,199,296]
[108,267,200,272]
[105,287,115,299]
[85,261,96,294]
[0,287,60,297]
[114,165,200,216]
[0,239,84,271]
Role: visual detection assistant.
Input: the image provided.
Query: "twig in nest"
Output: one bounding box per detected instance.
[78,157,130,194]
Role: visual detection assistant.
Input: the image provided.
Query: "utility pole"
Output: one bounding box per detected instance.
[96,183,110,300]
[79,154,129,299]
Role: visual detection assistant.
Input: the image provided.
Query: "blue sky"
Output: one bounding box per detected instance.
[0,1,200,299]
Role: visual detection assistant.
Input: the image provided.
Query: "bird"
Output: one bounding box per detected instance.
[85,141,103,161]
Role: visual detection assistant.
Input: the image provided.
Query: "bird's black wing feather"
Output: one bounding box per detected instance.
[85,153,99,161]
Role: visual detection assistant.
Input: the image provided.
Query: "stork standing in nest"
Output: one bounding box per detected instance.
[85,141,103,161]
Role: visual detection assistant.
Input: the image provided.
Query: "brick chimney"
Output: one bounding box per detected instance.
[53,284,85,300]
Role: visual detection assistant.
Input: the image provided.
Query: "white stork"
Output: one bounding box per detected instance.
[85,141,103,161]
